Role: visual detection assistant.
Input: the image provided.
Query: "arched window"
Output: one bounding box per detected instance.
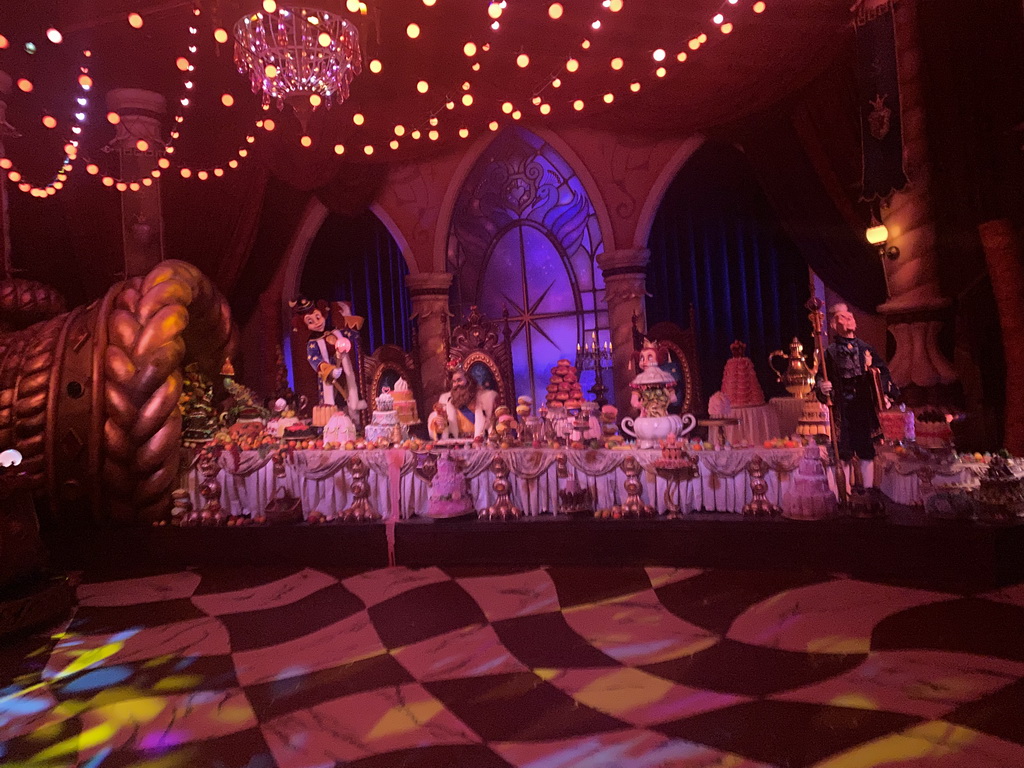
[447,127,608,405]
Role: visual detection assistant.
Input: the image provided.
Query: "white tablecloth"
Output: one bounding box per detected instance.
[876,453,977,506]
[184,446,811,519]
[770,397,807,437]
[724,404,781,446]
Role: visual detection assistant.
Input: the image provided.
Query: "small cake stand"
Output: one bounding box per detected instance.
[698,418,740,449]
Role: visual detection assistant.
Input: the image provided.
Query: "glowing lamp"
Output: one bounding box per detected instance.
[865,224,888,245]
[0,448,23,467]
[866,223,899,259]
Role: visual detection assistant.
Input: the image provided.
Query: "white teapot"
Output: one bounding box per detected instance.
[621,412,697,449]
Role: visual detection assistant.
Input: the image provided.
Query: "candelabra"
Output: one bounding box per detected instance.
[576,331,613,408]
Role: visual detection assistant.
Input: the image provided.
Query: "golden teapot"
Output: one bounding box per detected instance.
[769,337,818,397]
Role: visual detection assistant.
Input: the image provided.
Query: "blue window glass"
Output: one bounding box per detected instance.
[448,127,609,406]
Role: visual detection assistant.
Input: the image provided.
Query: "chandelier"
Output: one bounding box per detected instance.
[234,5,362,130]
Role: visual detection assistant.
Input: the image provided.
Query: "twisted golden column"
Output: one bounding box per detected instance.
[0,260,233,523]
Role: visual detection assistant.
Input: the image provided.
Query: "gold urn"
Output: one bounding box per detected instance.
[769,337,819,397]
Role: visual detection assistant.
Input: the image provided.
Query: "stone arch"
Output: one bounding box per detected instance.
[632,134,707,249]
[279,198,417,335]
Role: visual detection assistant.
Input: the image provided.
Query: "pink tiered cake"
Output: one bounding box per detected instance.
[782,444,837,520]
[878,408,915,443]
[426,456,474,519]
[915,409,953,450]
[721,340,765,407]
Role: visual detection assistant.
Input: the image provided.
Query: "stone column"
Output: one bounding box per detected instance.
[106,88,166,277]
[406,272,453,413]
[597,248,650,414]
[863,0,957,402]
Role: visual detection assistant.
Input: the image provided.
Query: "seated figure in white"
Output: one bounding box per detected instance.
[429,366,497,440]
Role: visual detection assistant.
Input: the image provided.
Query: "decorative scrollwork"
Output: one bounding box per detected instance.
[447,307,515,410]
[340,457,380,522]
[480,456,523,521]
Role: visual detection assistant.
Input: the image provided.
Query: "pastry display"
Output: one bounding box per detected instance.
[365,387,406,444]
[915,409,953,450]
[282,423,317,442]
[544,359,583,408]
[975,455,1024,521]
[797,399,830,437]
[782,444,837,520]
[391,377,420,426]
[720,340,765,408]
[322,410,357,446]
[180,364,217,447]
[878,408,915,443]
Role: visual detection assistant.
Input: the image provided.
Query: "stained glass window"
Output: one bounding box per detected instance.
[447,127,609,405]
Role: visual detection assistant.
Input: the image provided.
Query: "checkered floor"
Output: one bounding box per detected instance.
[2,564,1024,767]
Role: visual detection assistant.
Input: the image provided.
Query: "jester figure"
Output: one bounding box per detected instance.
[290,296,366,424]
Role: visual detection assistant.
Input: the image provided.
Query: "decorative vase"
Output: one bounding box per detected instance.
[620,413,697,449]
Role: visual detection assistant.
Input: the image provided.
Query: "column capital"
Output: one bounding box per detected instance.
[597,248,650,276]
[406,271,453,298]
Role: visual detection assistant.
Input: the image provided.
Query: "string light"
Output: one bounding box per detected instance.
[8,0,770,183]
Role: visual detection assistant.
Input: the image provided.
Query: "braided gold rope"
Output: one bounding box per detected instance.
[13,317,63,486]
[100,261,233,523]
[0,278,66,331]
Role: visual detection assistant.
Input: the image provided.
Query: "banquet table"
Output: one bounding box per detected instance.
[184,446,815,520]
[875,451,979,506]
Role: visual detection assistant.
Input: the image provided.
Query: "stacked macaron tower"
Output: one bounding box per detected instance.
[544,358,584,411]
[720,340,765,409]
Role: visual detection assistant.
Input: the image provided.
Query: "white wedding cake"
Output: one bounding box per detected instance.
[323,410,356,447]
[365,388,407,445]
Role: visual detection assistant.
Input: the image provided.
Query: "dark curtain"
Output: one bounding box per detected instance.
[737,119,887,314]
[229,176,313,327]
[300,209,411,353]
[646,141,811,404]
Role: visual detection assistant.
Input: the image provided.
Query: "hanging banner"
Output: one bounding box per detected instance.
[855,1,907,200]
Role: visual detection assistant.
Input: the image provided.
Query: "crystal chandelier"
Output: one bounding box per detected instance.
[234,5,362,129]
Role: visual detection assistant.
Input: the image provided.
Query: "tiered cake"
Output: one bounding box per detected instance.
[364,388,406,444]
[545,359,584,409]
[426,456,474,518]
[322,410,356,446]
[782,444,837,520]
[392,377,419,426]
[975,455,1024,521]
[797,399,830,436]
[721,340,765,407]
[915,409,953,450]
[879,408,915,443]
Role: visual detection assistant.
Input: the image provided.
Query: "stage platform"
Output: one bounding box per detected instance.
[44,507,1024,593]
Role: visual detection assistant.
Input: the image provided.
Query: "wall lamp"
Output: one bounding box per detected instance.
[866,223,900,260]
